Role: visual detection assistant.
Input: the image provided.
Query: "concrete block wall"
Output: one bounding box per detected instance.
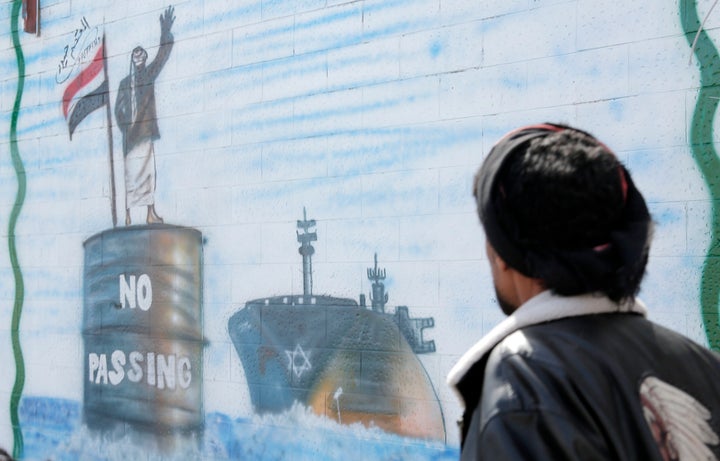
[0,0,717,459]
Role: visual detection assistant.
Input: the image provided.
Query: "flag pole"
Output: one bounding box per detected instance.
[101,34,118,228]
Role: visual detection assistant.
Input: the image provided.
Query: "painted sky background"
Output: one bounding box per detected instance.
[0,0,718,449]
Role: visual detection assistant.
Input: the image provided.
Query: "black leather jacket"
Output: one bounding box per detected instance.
[448,293,720,460]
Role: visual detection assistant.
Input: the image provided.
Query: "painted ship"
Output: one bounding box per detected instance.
[228,210,445,441]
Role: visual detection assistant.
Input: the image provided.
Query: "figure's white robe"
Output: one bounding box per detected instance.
[124,139,156,208]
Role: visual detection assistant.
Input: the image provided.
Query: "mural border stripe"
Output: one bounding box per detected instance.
[9,0,27,458]
[681,0,720,351]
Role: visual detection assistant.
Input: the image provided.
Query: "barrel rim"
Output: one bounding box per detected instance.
[83,224,203,248]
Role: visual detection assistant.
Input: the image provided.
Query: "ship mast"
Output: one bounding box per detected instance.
[367,253,388,313]
[296,207,317,296]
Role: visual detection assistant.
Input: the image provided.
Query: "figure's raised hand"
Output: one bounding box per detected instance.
[160,5,175,35]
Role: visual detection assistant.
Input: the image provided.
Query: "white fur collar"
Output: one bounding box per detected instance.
[446,291,647,399]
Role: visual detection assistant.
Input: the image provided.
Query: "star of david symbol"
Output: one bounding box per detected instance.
[285,344,312,379]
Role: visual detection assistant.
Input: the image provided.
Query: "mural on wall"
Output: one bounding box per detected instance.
[8,3,454,460]
[5,0,719,459]
[228,208,444,440]
[681,0,720,351]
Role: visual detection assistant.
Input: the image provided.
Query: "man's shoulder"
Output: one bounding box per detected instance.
[483,320,580,383]
[485,312,719,395]
[485,312,720,401]
[478,324,576,425]
[493,312,719,361]
[486,315,598,365]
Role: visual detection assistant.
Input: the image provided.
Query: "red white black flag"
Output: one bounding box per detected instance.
[61,38,108,139]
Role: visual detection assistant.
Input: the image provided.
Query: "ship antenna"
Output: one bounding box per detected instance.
[297,207,317,297]
[367,253,388,313]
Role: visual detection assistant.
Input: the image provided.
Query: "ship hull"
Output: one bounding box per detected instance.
[228,294,445,441]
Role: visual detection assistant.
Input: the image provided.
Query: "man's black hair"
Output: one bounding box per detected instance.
[474,124,653,303]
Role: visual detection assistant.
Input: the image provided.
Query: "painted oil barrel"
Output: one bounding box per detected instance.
[82,224,204,434]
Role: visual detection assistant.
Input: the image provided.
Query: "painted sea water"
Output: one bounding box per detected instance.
[20,397,459,461]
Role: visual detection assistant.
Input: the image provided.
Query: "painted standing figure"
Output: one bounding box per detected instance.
[115,5,174,226]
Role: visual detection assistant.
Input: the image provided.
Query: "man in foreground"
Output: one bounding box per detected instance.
[447,123,720,460]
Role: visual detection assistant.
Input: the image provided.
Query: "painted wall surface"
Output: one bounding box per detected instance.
[0,0,718,459]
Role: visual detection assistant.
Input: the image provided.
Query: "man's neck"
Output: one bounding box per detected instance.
[509,269,545,314]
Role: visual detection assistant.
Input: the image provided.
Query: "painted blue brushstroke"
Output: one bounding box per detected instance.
[19,397,459,461]
[255,124,480,178]
[401,242,433,258]
[609,99,624,120]
[235,11,295,40]
[197,2,262,33]
[233,89,434,140]
[236,175,360,202]
[261,0,326,19]
[327,124,481,176]
[228,0,441,59]
[0,60,22,74]
[293,4,361,33]
[255,45,399,95]
[12,48,45,68]
[21,262,79,284]
[430,40,442,58]
[650,204,683,226]
[13,102,68,138]
[500,75,523,89]
[362,0,440,34]
[261,0,294,17]
[261,51,328,85]
[331,140,404,172]
[361,18,438,43]
[326,53,398,91]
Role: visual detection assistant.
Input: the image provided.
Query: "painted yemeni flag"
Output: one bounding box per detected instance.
[62,37,108,139]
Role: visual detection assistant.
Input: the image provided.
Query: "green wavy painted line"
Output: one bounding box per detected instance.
[681,0,720,351]
[9,0,26,458]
